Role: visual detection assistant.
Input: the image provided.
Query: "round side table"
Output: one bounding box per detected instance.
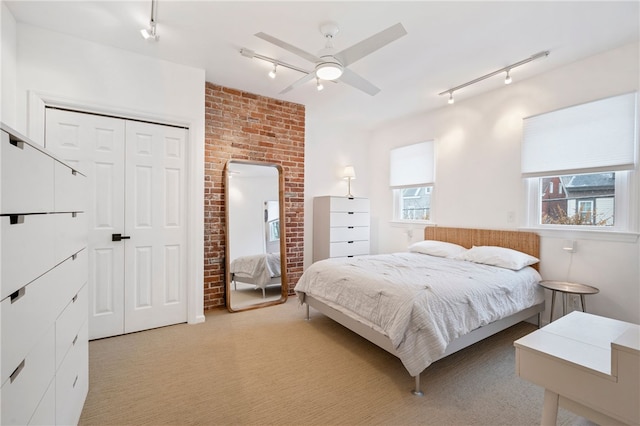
[539,280,600,322]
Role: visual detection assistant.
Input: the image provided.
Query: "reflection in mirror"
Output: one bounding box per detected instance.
[225,160,287,312]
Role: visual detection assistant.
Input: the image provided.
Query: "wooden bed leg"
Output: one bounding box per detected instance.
[412,375,424,396]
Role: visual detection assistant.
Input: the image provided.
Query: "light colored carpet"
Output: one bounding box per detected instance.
[79,299,594,426]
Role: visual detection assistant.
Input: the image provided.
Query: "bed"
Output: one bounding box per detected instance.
[230,252,281,298]
[295,227,545,395]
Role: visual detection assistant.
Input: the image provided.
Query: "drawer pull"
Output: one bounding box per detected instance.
[10,359,25,383]
[10,286,26,304]
[72,212,77,218]
[348,226,354,229]
[72,253,78,260]
[72,293,78,303]
[72,334,78,346]
[347,241,354,244]
[9,214,24,225]
[72,169,78,176]
[347,255,354,258]
[73,375,78,388]
[348,212,354,215]
[9,139,24,149]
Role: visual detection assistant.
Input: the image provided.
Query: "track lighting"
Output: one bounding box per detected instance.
[140,0,159,41]
[448,92,454,104]
[316,78,324,91]
[504,70,512,85]
[268,64,277,79]
[439,50,549,104]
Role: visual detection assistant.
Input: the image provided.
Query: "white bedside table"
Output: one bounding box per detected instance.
[514,311,640,426]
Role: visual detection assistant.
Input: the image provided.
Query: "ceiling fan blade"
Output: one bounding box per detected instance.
[254,32,320,64]
[338,68,380,96]
[279,73,316,94]
[334,23,407,67]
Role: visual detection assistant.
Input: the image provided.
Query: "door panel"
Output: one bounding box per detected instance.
[45,108,187,339]
[124,121,187,334]
[46,109,125,339]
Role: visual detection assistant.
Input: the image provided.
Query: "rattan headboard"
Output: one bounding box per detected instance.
[423,227,540,270]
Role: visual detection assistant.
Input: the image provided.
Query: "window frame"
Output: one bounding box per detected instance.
[524,170,638,241]
[392,185,434,224]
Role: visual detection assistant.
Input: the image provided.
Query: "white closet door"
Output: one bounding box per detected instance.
[124,121,187,334]
[46,109,126,339]
[45,109,188,339]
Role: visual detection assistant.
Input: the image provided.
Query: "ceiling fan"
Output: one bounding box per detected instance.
[254,22,407,96]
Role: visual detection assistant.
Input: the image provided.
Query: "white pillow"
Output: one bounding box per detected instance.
[455,246,539,271]
[408,240,468,258]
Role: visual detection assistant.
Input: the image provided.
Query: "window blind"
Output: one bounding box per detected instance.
[389,140,434,188]
[521,92,637,177]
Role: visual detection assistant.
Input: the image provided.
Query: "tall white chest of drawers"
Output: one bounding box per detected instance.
[313,196,370,262]
[0,123,88,425]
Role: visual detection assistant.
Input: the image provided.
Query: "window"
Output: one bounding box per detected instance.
[389,141,435,222]
[523,92,637,231]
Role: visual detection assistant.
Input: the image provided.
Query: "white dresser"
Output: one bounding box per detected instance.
[0,123,88,425]
[313,196,370,262]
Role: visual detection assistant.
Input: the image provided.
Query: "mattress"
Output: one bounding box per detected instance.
[294,252,544,376]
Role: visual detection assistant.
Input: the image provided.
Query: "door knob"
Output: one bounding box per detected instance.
[112,233,131,242]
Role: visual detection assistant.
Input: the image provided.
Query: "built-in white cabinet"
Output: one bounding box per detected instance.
[313,196,370,262]
[0,123,88,426]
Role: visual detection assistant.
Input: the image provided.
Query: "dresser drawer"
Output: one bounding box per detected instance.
[329,212,369,227]
[329,226,369,242]
[56,284,88,369]
[0,325,55,426]
[56,321,88,426]
[1,130,55,214]
[54,161,86,212]
[1,267,60,385]
[54,212,87,265]
[328,197,369,212]
[51,248,88,316]
[1,213,56,300]
[329,240,370,258]
[28,378,56,426]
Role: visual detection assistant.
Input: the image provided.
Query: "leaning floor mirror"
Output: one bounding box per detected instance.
[224,159,288,312]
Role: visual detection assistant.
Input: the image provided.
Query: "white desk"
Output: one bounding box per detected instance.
[514,311,640,426]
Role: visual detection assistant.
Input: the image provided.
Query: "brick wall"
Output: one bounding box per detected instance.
[204,83,305,310]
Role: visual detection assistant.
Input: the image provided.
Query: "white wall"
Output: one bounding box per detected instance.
[1,2,17,128]
[366,42,640,324]
[304,117,371,266]
[10,20,206,323]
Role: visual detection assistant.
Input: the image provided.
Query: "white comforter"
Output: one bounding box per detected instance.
[230,253,281,286]
[294,253,543,376]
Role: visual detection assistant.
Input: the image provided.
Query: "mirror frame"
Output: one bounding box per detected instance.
[224,159,288,312]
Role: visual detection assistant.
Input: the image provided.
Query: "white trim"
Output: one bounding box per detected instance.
[520,227,639,243]
[30,90,205,325]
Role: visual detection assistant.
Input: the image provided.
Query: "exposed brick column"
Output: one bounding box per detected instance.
[204,83,305,310]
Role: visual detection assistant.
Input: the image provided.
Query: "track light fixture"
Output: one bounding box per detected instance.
[439,50,549,104]
[268,64,277,79]
[316,78,324,91]
[140,0,159,41]
[504,69,512,85]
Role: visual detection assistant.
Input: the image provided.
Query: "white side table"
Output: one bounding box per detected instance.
[514,311,640,425]
[538,280,599,322]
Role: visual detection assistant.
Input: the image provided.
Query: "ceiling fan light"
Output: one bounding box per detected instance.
[316,78,324,91]
[315,62,343,80]
[268,64,277,79]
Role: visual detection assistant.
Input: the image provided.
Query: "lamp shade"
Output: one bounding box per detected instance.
[342,165,356,179]
[316,62,343,80]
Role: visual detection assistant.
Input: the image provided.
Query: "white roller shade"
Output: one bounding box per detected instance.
[522,92,637,177]
[389,141,434,188]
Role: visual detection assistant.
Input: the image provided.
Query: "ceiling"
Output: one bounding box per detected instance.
[5,1,639,130]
